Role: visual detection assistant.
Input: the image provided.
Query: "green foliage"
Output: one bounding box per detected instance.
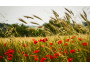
[0,23,46,37]
[43,23,57,34]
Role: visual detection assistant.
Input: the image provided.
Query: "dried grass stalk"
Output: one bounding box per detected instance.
[24,16,34,19]
[33,15,42,20]
[31,22,40,25]
[19,18,27,24]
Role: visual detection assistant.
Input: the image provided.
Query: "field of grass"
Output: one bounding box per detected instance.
[0,35,90,62]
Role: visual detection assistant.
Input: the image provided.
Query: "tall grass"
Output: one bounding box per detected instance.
[0,35,90,62]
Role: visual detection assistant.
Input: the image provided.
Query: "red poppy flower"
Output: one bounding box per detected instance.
[22,51,25,54]
[35,58,39,61]
[33,50,40,53]
[54,54,58,58]
[4,43,6,47]
[42,58,46,60]
[40,57,46,62]
[70,49,75,53]
[9,49,14,54]
[71,36,73,39]
[54,56,58,58]
[68,58,73,62]
[4,49,14,57]
[58,40,62,44]
[63,43,68,46]
[50,43,53,45]
[40,59,44,62]
[32,39,35,41]
[74,36,76,37]
[65,39,69,42]
[45,38,48,41]
[88,57,90,61]
[41,45,44,47]
[53,49,56,51]
[49,47,52,49]
[8,54,13,58]
[34,55,38,58]
[7,49,10,52]
[50,55,54,59]
[24,54,28,57]
[23,44,27,47]
[64,49,68,54]
[18,50,21,53]
[78,49,80,52]
[58,48,62,50]
[46,55,50,57]
[34,41,38,44]
[54,53,59,56]
[8,57,12,61]
[0,56,3,59]
[72,41,74,43]
[83,42,87,46]
[40,39,43,42]
[78,38,83,41]
[4,52,9,55]
[42,39,46,42]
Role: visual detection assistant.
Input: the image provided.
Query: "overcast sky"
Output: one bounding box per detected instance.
[0,6,90,26]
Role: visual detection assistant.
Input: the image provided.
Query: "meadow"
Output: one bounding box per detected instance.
[0,35,90,62]
[0,8,90,62]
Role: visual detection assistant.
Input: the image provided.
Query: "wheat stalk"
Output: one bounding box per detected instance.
[65,12,71,20]
[30,22,40,25]
[83,10,87,19]
[24,16,34,19]
[19,18,27,24]
[50,17,56,20]
[65,8,74,16]
[52,10,59,19]
[80,13,87,21]
[33,15,43,20]
[38,26,43,28]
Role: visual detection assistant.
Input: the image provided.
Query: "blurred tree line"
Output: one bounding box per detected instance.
[0,23,46,37]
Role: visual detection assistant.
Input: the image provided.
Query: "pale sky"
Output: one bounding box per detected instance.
[0,6,90,26]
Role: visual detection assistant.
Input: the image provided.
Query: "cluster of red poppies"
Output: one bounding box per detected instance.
[33,38,48,44]
[0,36,89,62]
[4,49,14,61]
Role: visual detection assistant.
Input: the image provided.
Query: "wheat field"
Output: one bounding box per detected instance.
[0,35,90,62]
